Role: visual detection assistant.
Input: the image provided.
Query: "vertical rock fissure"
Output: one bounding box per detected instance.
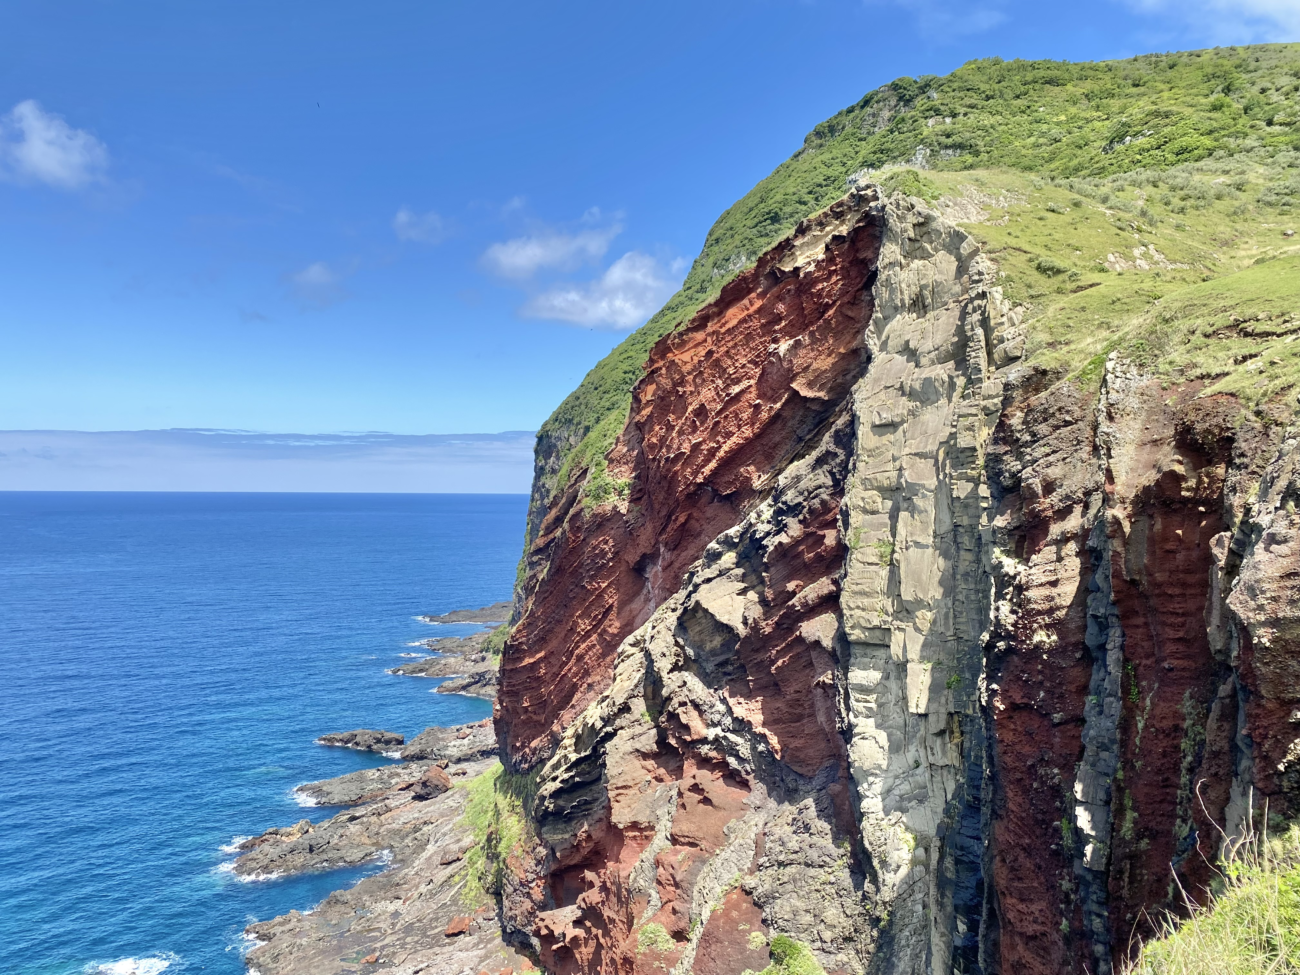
[1072,505,1123,975]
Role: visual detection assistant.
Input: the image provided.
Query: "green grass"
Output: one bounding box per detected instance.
[1126,822,1300,974]
[458,762,533,905]
[636,922,675,955]
[527,43,1300,523]
[909,160,1300,416]
[741,935,826,975]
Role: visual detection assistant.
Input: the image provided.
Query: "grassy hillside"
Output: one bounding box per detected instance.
[1127,823,1300,974]
[531,43,1300,514]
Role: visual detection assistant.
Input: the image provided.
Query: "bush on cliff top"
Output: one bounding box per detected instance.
[1126,822,1300,974]
[530,43,1300,517]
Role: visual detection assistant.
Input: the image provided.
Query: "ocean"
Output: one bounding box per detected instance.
[0,492,526,975]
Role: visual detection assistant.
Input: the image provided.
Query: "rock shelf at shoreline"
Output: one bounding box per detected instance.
[315,729,404,754]
[391,626,500,701]
[238,720,528,975]
[417,601,511,625]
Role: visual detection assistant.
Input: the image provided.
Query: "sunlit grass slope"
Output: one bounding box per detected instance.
[1128,823,1300,975]
[535,43,1300,506]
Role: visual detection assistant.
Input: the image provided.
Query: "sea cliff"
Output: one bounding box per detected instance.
[246,44,1300,975]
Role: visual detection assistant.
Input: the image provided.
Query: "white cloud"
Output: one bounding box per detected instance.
[393,206,446,243]
[522,252,683,330]
[288,261,346,308]
[481,224,621,280]
[1126,0,1300,41]
[0,100,109,189]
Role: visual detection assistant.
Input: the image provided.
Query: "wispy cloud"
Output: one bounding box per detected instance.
[522,252,684,330]
[393,206,446,243]
[482,217,622,280]
[1124,0,1300,42]
[0,100,109,189]
[287,261,347,308]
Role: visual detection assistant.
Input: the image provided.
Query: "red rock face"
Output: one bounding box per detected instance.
[986,377,1269,975]
[986,376,1100,975]
[512,410,863,975]
[494,196,881,975]
[498,198,883,771]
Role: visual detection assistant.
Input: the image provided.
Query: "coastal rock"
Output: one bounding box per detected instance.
[392,627,501,700]
[316,729,404,754]
[242,756,532,975]
[492,184,1300,975]
[400,719,497,764]
[420,602,512,624]
[294,761,432,807]
[405,764,453,801]
[497,189,886,974]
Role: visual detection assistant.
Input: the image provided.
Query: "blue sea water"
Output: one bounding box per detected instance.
[0,492,525,975]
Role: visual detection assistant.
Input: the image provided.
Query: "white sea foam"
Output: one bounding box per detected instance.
[215,861,236,875]
[374,848,393,866]
[291,787,318,807]
[219,835,250,854]
[398,652,426,657]
[404,640,428,647]
[86,953,177,975]
[232,868,284,883]
[380,750,403,759]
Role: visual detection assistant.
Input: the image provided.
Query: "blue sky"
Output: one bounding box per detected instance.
[2,0,1297,437]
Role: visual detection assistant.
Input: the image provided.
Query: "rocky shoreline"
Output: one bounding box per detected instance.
[390,624,502,700]
[235,605,527,975]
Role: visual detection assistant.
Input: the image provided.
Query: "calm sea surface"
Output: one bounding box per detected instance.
[0,492,525,975]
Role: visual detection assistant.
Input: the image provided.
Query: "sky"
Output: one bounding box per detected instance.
[1,0,1298,442]
[0,430,534,492]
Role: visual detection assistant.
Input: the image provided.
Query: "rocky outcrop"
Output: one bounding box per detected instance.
[420,602,513,624]
[238,724,530,975]
[401,719,498,764]
[294,761,435,807]
[488,186,1300,975]
[393,628,501,700]
[316,729,405,754]
[499,188,884,770]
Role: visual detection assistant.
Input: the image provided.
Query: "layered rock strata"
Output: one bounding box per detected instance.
[490,187,1300,975]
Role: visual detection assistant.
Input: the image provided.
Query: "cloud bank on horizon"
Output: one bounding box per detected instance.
[0,429,535,493]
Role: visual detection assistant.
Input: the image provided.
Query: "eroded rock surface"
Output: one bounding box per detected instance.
[489,186,1300,975]
[393,628,501,700]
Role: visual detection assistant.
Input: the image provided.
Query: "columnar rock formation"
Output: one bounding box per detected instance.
[494,187,1300,975]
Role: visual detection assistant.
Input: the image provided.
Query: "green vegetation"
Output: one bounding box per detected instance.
[871,539,896,565]
[636,922,676,955]
[532,43,1300,517]
[742,935,826,975]
[1127,822,1300,974]
[458,762,533,905]
[483,622,511,658]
